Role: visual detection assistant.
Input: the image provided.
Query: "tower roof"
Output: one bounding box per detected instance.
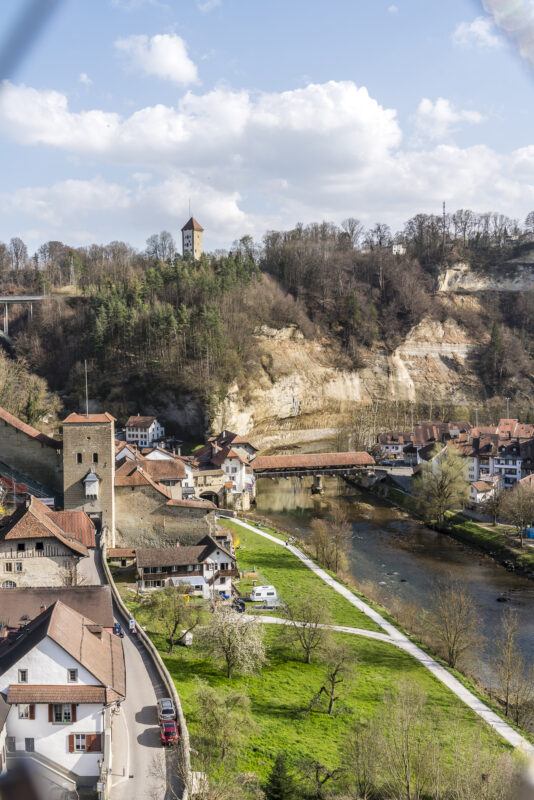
[181,217,204,232]
[63,412,115,424]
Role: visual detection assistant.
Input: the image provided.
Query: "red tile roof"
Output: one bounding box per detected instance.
[0,405,60,449]
[125,415,158,429]
[108,547,136,558]
[181,216,204,231]
[252,452,375,471]
[0,496,88,556]
[471,481,494,493]
[7,684,111,704]
[63,413,115,424]
[166,498,216,509]
[47,510,96,548]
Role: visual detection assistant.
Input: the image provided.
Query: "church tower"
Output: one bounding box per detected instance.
[181,217,204,259]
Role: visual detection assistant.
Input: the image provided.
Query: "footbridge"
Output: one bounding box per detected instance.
[252,452,413,492]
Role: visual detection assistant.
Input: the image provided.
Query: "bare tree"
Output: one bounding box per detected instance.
[341,217,364,248]
[413,444,469,526]
[148,584,202,653]
[300,760,345,800]
[309,644,354,715]
[429,579,483,669]
[484,487,504,526]
[379,682,439,800]
[199,605,266,679]
[9,236,27,271]
[283,595,332,664]
[501,483,534,547]
[341,719,380,800]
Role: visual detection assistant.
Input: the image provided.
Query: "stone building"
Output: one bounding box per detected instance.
[0,496,88,588]
[62,413,116,544]
[0,407,62,493]
[181,217,203,259]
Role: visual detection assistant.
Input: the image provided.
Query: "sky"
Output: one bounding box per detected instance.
[1,0,534,254]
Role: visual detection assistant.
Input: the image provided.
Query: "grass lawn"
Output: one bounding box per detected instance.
[444,514,534,572]
[158,625,510,778]
[222,519,381,631]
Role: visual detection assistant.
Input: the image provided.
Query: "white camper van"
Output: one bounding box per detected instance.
[250,585,279,605]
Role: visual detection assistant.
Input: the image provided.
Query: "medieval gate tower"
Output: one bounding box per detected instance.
[62,412,116,545]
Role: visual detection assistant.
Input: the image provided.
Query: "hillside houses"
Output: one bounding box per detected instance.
[136,534,238,597]
[125,416,165,449]
[379,419,534,493]
[192,432,257,509]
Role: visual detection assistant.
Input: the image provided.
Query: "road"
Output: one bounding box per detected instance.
[232,517,534,754]
[84,545,174,799]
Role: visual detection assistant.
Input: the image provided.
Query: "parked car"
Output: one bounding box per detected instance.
[160,719,179,746]
[250,585,278,603]
[113,622,124,638]
[157,698,176,721]
[233,598,246,613]
[128,618,137,634]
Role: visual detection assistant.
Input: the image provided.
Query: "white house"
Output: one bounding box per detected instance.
[136,535,237,598]
[142,447,195,497]
[469,480,498,506]
[125,416,165,448]
[0,600,125,794]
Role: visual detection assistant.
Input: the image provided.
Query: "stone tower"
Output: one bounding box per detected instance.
[62,412,116,544]
[181,217,204,259]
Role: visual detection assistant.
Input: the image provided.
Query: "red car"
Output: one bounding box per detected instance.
[160,720,180,746]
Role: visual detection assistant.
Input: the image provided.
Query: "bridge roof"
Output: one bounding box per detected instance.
[252,452,375,471]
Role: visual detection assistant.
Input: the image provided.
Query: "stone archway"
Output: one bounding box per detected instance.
[199,491,219,507]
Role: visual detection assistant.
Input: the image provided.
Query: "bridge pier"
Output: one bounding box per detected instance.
[311,474,324,495]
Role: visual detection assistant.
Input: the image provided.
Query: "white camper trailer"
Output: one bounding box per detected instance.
[249,585,279,605]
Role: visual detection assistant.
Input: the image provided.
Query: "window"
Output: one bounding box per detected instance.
[67,669,78,683]
[2,580,16,588]
[18,669,28,683]
[17,543,25,552]
[4,563,12,572]
[25,739,34,753]
[77,453,82,464]
[75,734,86,752]
[93,453,98,464]
[54,704,72,724]
[6,737,15,753]
[15,562,22,572]
[19,704,30,719]
[35,542,43,551]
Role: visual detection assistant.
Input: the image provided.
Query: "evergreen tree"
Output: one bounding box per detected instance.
[264,753,296,800]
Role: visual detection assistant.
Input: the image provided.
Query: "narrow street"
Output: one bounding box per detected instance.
[85,544,178,799]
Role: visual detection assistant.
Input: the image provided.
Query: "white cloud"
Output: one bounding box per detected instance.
[114,33,199,85]
[197,0,221,12]
[414,97,485,141]
[452,16,503,49]
[78,73,92,86]
[388,5,398,14]
[2,78,534,251]
[482,0,534,67]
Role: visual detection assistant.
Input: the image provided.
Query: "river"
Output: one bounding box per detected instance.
[255,475,534,678]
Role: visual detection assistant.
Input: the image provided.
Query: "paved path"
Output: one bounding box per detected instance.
[231,517,534,753]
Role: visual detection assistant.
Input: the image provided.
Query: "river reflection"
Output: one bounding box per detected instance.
[255,476,534,676]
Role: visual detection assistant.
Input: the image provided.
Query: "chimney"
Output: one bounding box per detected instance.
[211,442,219,456]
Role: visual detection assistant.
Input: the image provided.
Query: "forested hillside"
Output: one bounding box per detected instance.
[1,208,534,435]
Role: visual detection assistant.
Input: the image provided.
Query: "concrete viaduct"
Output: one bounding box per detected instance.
[0,296,46,337]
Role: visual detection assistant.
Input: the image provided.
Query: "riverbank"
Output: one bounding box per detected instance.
[376,482,534,579]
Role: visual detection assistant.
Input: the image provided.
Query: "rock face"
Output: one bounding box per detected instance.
[438,260,534,292]
[212,317,486,449]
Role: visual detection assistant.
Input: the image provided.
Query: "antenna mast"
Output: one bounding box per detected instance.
[84,360,89,418]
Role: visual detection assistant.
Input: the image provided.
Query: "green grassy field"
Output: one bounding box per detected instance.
[222,518,381,631]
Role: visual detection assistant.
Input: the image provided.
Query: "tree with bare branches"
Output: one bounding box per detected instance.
[501,482,534,547]
[429,579,483,669]
[283,595,332,664]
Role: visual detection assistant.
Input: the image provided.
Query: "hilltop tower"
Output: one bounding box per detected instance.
[62,412,116,544]
[181,217,204,259]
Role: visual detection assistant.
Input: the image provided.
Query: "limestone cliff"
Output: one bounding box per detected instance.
[212,317,486,449]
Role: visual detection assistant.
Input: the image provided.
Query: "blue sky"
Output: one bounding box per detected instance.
[1,0,534,253]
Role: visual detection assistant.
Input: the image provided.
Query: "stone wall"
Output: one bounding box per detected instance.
[115,485,216,547]
[0,419,62,493]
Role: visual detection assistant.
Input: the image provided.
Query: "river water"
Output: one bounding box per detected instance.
[255,476,534,676]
